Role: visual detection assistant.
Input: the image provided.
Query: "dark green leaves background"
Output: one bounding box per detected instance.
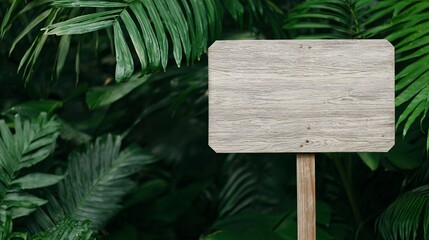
[0,0,428,239]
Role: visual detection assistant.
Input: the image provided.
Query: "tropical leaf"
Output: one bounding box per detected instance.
[218,162,258,218]
[1,0,222,82]
[4,100,63,117]
[32,218,93,240]
[11,173,64,190]
[378,185,429,240]
[224,0,285,38]
[0,209,14,240]
[28,134,158,231]
[379,1,429,150]
[357,152,383,171]
[1,0,286,82]
[0,113,61,239]
[284,0,371,39]
[217,154,289,218]
[85,73,151,109]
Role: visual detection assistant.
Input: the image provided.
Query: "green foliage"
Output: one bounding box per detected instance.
[201,154,333,239]
[285,0,371,39]
[1,0,222,82]
[0,113,61,239]
[1,0,429,239]
[217,158,257,218]
[86,74,151,109]
[378,185,429,240]
[384,1,429,151]
[0,112,157,238]
[376,160,429,240]
[33,219,94,240]
[29,134,158,231]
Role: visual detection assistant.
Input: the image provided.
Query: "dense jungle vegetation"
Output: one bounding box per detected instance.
[0,0,429,239]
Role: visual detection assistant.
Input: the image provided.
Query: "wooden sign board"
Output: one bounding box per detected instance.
[208,40,395,153]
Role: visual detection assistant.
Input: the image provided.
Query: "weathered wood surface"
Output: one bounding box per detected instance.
[297,154,316,240]
[208,40,395,153]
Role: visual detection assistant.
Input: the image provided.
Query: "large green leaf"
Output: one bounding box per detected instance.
[358,152,382,171]
[4,193,47,209]
[42,10,120,35]
[113,21,134,83]
[85,74,151,109]
[120,10,148,76]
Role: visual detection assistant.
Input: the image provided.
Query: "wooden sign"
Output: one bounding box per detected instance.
[208,40,395,240]
[208,40,395,153]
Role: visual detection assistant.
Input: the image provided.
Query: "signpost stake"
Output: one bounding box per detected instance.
[297,153,316,240]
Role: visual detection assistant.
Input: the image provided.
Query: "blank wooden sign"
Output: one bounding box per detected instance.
[208,40,395,153]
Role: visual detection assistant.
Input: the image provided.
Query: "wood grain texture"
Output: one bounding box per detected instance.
[297,154,316,240]
[208,40,395,153]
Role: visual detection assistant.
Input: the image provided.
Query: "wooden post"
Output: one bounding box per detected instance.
[297,153,316,240]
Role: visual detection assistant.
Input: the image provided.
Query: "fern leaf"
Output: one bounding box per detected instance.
[30,134,158,231]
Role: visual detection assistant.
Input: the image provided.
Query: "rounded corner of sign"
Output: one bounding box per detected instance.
[383,141,396,153]
[208,41,223,52]
[208,142,224,153]
[377,138,395,153]
[380,39,395,50]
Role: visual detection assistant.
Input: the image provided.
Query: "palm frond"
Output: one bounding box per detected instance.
[0,208,14,240]
[377,185,429,240]
[284,0,372,39]
[223,0,286,37]
[0,113,62,233]
[217,154,288,218]
[32,218,93,240]
[2,0,222,82]
[29,134,158,231]
[218,162,258,218]
[376,1,429,151]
